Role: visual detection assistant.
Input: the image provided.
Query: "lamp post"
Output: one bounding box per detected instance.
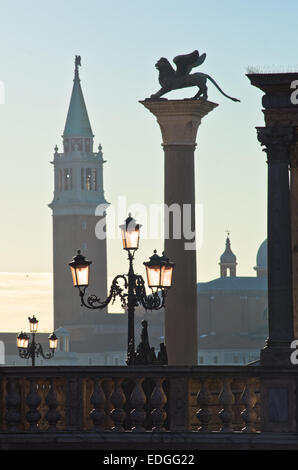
[69,214,175,365]
[16,315,58,366]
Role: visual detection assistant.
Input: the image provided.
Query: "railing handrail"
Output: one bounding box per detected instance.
[0,364,296,378]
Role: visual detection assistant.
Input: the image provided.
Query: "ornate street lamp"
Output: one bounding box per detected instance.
[16,316,58,366]
[69,214,175,365]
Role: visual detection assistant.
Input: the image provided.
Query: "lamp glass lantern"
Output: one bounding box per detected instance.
[144,250,175,289]
[28,315,38,333]
[69,250,92,288]
[119,214,141,251]
[16,332,29,349]
[48,333,58,350]
[160,252,175,288]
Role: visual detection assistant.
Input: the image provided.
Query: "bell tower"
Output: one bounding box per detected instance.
[219,233,237,277]
[49,56,108,330]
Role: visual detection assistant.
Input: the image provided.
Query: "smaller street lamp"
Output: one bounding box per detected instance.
[48,332,59,350]
[16,331,29,349]
[29,315,38,333]
[16,316,58,366]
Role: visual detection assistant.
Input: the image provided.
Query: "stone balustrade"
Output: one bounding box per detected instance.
[0,365,260,432]
[0,365,296,449]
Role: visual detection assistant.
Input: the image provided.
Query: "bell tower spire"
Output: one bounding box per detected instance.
[63,55,94,153]
[219,232,237,277]
[49,56,108,330]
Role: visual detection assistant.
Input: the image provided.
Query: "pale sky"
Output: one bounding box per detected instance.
[0,273,53,332]
[0,0,297,330]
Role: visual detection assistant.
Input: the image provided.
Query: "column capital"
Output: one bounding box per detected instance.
[256,126,294,162]
[140,99,218,145]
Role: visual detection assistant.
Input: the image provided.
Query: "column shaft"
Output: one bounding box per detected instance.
[140,99,218,365]
[257,126,294,365]
[290,140,298,339]
[164,144,197,365]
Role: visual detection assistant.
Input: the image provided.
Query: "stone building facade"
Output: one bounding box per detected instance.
[197,237,268,365]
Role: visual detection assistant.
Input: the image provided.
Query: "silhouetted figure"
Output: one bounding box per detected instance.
[157,342,168,365]
[135,320,154,364]
[134,320,168,365]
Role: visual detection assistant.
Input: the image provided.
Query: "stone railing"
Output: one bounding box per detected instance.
[0,365,296,449]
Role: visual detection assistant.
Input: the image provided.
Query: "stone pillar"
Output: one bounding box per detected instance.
[140,100,218,365]
[257,126,294,366]
[290,135,298,339]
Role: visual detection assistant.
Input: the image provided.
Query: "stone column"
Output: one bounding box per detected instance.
[290,135,298,339]
[257,126,294,366]
[140,100,218,365]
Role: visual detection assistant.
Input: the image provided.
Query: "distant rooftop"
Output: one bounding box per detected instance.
[247,65,298,74]
[198,276,267,294]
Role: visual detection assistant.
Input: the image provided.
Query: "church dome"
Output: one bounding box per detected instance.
[254,239,267,277]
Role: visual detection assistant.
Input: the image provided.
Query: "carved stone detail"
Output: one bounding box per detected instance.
[150,377,167,431]
[45,379,60,431]
[89,378,106,431]
[240,378,258,433]
[110,378,126,431]
[130,378,146,432]
[218,378,235,432]
[196,378,211,432]
[256,126,293,162]
[26,379,41,431]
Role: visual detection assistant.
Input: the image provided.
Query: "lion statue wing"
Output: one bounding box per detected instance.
[173,50,206,77]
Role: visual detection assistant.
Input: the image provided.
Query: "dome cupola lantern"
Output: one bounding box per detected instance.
[219,232,237,277]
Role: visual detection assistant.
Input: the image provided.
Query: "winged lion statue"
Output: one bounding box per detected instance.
[148,50,240,102]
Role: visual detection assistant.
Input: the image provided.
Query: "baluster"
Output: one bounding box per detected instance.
[89,378,106,431]
[218,377,235,432]
[5,378,21,431]
[130,378,146,432]
[240,377,257,433]
[26,379,41,431]
[110,378,126,431]
[45,379,60,431]
[150,377,167,432]
[196,378,211,432]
